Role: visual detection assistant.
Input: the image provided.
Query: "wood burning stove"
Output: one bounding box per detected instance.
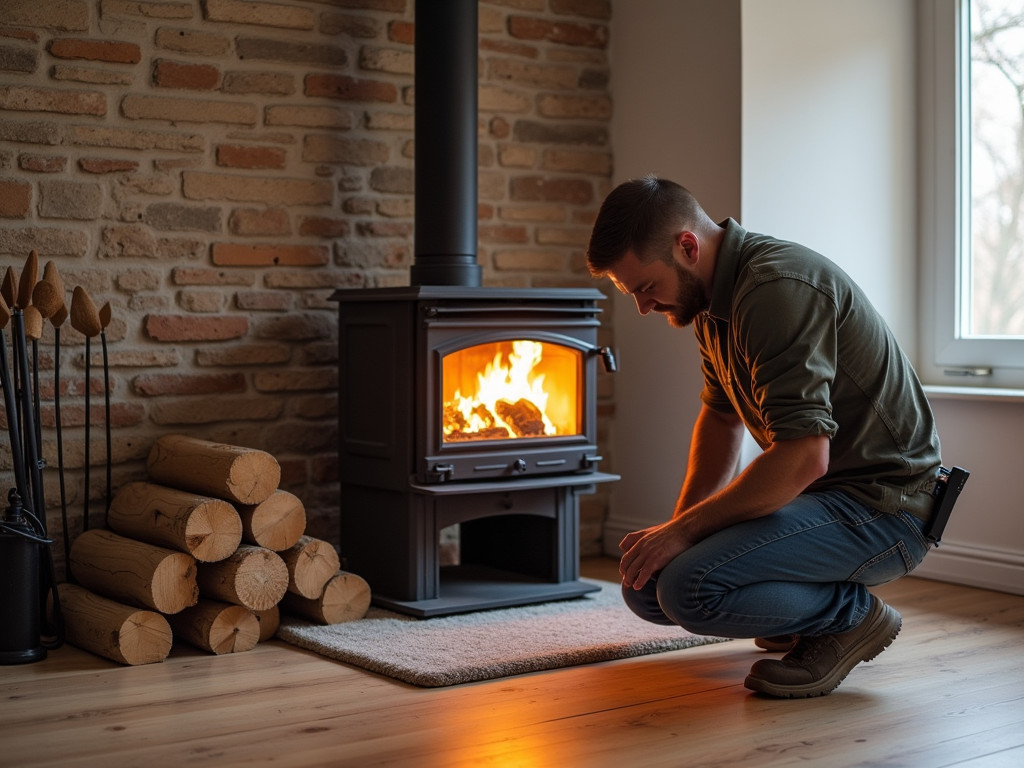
[331,286,617,617]
[329,0,617,616]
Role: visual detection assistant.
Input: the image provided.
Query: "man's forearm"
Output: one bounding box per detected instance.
[673,405,745,517]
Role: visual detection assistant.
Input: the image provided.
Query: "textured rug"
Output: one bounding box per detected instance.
[275,579,729,687]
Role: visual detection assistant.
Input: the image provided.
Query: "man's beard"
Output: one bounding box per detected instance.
[657,261,710,328]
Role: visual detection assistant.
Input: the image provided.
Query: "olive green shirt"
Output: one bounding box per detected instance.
[694,219,941,519]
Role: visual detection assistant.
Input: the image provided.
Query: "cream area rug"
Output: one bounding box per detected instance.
[275,579,729,687]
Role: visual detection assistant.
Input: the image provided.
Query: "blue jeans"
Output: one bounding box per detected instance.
[621,491,933,638]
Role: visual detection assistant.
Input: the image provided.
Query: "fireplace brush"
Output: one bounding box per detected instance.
[70,286,102,533]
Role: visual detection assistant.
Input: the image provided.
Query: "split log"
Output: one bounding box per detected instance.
[280,535,340,599]
[237,489,306,552]
[279,571,371,625]
[253,605,280,642]
[195,545,288,611]
[146,434,281,505]
[57,583,173,666]
[166,599,259,654]
[69,529,198,614]
[107,481,242,562]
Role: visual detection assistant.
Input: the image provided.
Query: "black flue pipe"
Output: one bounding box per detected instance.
[410,0,482,288]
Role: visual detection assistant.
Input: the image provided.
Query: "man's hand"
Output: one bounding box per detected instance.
[619,519,694,591]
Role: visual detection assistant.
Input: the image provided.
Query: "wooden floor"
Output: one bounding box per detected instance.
[3,558,1022,768]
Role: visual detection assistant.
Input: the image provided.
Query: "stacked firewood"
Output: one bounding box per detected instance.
[57,435,370,666]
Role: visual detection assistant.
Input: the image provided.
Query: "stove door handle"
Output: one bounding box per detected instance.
[592,345,617,373]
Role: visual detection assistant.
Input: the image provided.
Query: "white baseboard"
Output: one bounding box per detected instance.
[912,540,1024,596]
[603,522,1024,597]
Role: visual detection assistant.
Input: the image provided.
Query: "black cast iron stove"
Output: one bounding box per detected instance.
[329,0,617,617]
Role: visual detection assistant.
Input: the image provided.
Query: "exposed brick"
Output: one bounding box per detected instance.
[507,16,609,48]
[479,225,529,244]
[0,85,106,116]
[183,171,332,205]
[0,226,89,258]
[365,110,412,131]
[38,179,103,219]
[368,165,412,194]
[263,270,344,289]
[102,0,194,19]
[120,94,254,125]
[144,313,249,342]
[513,120,608,146]
[253,368,336,393]
[499,204,567,223]
[0,26,40,43]
[19,154,68,173]
[172,267,254,287]
[359,45,412,75]
[494,249,566,272]
[0,43,38,73]
[153,59,220,90]
[100,225,158,259]
[144,202,221,232]
[2,1,89,32]
[66,125,205,152]
[236,37,345,65]
[102,348,182,367]
[178,289,224,312]
[229,207,290,236]
[480,84,532,114]
[498,144,536,168]
[222,71,293,95]
[133,372,246,396]
[49,38,142,64]
[543,148,611,175]
[79,157,139,173]
[195,343,291,366]
[487,59,577,90]
[302,134,388,166]
[211,243,329,267]
[322,13,381,38]
[216,143,286,169]
[297,216,349,238]
[550,0,612,20]
[154,27,230,56]
[50,65,132,85]
[149,395,281,425]
[235,290,291,311]
[0,179,32,217]
[115,268,162,292]
[537,93,611,120]
[204,0,314,30]
[254,313,333,341]
[265,104,351,129]
[303,73,396,103]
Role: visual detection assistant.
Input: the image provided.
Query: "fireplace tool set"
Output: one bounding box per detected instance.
[1,251,113,664]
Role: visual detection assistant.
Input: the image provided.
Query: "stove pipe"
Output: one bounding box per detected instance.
[411,0,482,288]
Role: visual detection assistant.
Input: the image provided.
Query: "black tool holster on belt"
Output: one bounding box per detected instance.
[924,466,970,546]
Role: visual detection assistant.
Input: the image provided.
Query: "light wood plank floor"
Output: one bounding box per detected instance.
[3,558,1022,768]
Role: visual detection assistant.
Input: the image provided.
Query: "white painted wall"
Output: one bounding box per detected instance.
[606,0,1023,594]
[604,0,741,551]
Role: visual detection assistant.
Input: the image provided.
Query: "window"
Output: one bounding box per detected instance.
[920,0,1024,387]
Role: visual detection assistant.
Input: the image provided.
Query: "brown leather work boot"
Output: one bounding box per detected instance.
[744,596,902,698]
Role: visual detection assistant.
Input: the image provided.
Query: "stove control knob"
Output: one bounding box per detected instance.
[512,458,527,473]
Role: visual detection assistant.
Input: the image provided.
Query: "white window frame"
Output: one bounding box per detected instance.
[919,0,1024,389]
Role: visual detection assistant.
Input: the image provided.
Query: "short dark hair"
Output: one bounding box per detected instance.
[586,176,704,277]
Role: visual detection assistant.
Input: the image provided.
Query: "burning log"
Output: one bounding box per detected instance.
[279,570,371,625]
[279,535,340,599]
[495,398,546,437]
[237,489,306,552]
[195,544,288,612]
[57,583,173,665]
[146,434,281,506]
[166,599,260,654]
[107,481,243,562]
[69,529,198,615]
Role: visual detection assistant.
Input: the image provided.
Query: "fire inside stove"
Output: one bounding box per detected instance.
[442,340,581,443]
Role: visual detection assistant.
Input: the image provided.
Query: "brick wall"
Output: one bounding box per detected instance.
[0,0,615,569]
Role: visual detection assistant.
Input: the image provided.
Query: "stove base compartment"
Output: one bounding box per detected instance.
[340,473,617,618]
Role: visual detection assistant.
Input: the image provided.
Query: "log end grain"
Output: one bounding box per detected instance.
[184,498,243,562]
[167,600,260,655]
[282,535,341,599]
[57,583,173,666]
[147,434,281,505]
[152,552,200,614]
[253,605,280,643]
[239,490,306,552]
[280,571,371,625]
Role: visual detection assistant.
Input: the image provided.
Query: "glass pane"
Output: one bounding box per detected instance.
[967,0,1024,338]
[441,340,580,442]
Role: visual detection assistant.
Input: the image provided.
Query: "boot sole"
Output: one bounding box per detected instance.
[743,603,902,698]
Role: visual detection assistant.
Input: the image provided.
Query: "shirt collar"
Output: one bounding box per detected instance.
[708,217,747,322]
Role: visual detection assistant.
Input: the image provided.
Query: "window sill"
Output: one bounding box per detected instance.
[923,384,1024,404]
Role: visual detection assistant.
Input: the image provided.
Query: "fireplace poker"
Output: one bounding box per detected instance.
[99,302,112,515]
[70,286,102,533]
[0,293,30,505]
